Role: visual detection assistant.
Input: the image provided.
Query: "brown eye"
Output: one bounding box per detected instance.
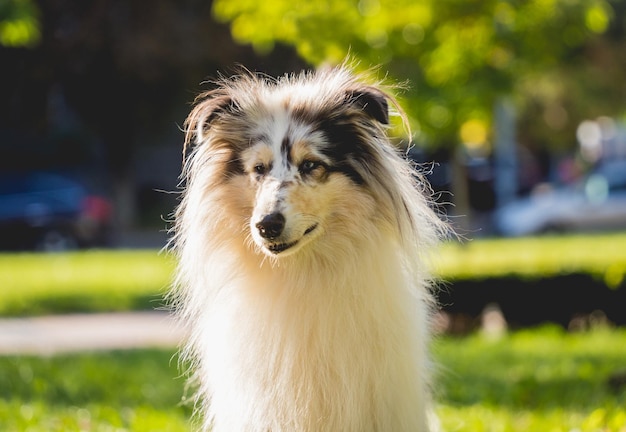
[299,160,320,175]
[254,163,267,176]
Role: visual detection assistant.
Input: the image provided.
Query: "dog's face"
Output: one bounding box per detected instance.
[184,70,395,258]
[241,122,332,256]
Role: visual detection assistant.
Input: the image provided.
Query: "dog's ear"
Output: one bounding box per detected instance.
[347,88,389,125]
[183,93,234,163]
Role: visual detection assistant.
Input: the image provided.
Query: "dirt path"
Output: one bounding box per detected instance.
[0,312,185,356]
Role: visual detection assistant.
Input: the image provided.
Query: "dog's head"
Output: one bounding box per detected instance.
[182,67,410,258]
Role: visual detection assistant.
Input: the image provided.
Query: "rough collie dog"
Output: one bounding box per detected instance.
[170,65,447,431]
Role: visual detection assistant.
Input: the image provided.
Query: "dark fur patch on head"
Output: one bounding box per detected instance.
[224,153,245,178]
[347,89,389,125]
[315,117,372,185]
[183,92,236,163]
[290,88,391,186]
[281,136,292,165]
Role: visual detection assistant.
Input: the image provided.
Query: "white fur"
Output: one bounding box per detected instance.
[170,65,447,431]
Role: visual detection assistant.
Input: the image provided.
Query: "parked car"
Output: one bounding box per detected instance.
[494,160,626,236]
[0,171,112,250]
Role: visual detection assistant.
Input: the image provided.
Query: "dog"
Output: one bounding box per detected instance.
[169,64,447,431]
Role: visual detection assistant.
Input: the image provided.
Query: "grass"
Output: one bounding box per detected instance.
[1,326,625,431]
[2,233,626,317]
[2,236,626,430]
[0,250,176,316]
[433,233,626,287]
[434,326,626,431]
[0,350,191,432]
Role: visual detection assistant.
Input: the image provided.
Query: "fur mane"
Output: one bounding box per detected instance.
[169,64,447,431]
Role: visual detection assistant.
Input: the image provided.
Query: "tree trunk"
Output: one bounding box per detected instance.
[494,98,518,208]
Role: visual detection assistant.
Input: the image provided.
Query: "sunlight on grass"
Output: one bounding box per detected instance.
[434,233,626,285]
[434,326,626,432]
[1,327,624,431]
[2,234,626,316]
[0,250,176,316]
[0,400,191,432]
[0,350,191,432]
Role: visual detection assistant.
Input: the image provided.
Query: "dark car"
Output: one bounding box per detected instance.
[0,171,112,250]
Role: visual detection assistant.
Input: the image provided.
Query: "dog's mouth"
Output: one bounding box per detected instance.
[267,240,298,254]
[304,224,318,235]
[266,223,318,254]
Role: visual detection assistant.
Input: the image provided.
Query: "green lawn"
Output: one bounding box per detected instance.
[0,250,176,316]
[1,236,626,430]
[1,326,625,431]
[434,326,626,431]
[434,233,626,286]
[0,350,191,432]
[2,233,626,317]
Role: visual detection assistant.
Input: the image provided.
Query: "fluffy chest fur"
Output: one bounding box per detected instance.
[193,238,430,432]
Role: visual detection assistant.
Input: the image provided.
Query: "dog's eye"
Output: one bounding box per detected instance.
[253,163,267,176]
[299,160,320,175]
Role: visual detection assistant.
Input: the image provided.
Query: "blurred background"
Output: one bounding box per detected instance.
[0,0,309,251]
[2,0,626,249]
[1,1,626,430]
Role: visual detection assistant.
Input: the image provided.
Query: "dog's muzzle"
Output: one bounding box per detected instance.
[255,212,318,254]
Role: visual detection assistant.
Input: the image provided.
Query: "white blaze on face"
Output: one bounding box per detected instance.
[240,109,331,256]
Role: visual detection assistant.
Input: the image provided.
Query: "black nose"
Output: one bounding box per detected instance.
[256,212,285,239]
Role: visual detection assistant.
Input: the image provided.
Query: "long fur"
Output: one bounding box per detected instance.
[169,65,448,431]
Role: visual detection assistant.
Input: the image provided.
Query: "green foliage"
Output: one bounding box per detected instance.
[1,328,625,431]
[212,0,617,149]
[0,0,40,47]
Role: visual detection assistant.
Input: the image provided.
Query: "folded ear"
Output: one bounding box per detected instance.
[183,92,234,163]
[347,87,389,125]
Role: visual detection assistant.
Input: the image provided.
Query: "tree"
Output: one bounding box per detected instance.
[0,0,40,47]
[4,0,623,227]
[0,0,305,229]
[213,0,624,227]
[212,0,619,152]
